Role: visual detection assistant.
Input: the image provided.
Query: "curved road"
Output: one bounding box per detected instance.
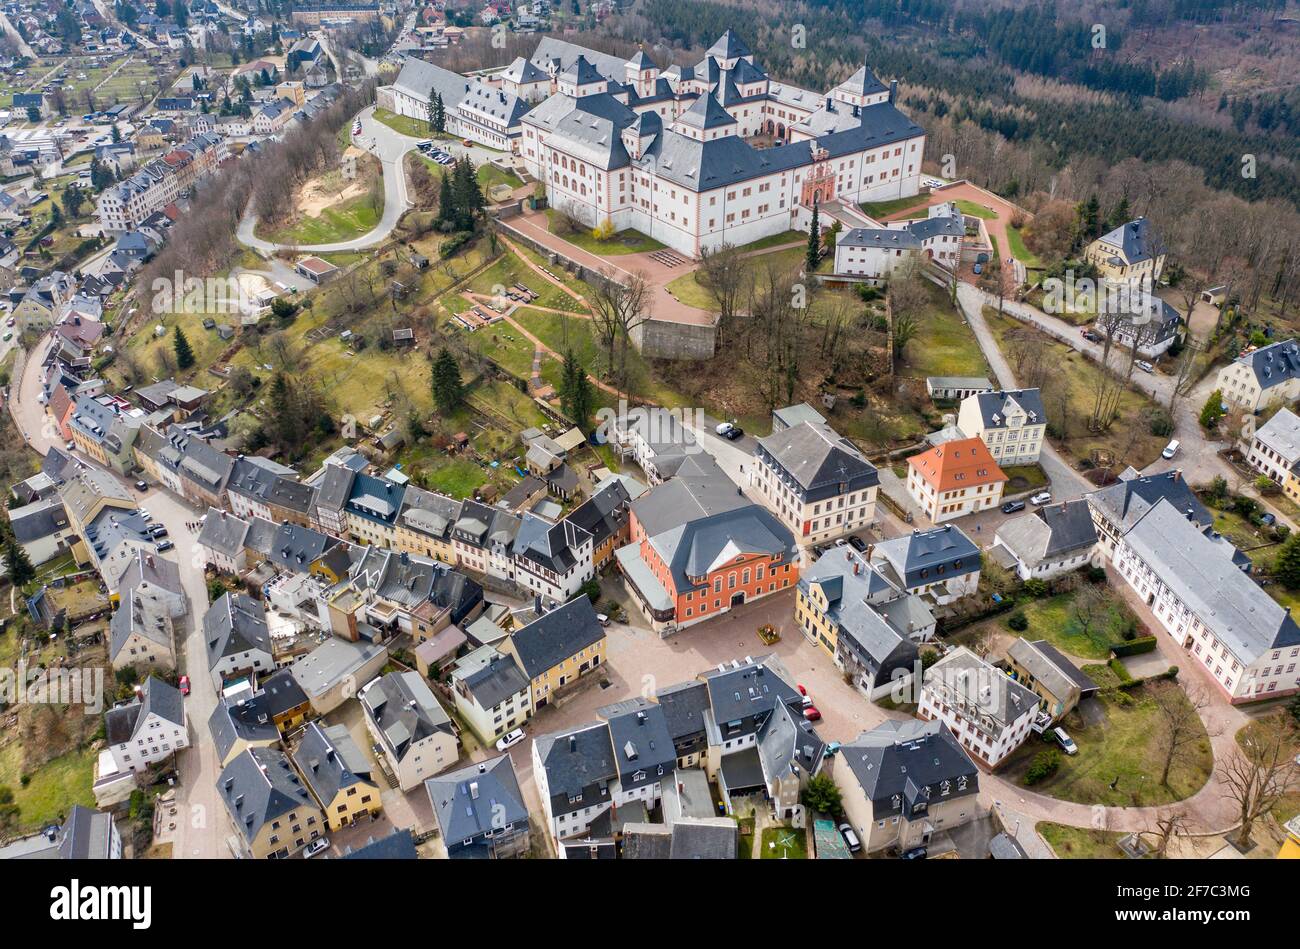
[237,106,415,254]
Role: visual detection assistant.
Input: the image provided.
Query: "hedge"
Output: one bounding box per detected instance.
[1111,636,1157,657]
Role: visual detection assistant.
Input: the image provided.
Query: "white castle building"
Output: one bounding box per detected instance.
[382,30,926,258]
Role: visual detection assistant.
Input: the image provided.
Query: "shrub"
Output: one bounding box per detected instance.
[1084,565,1107,583]
[1007,611,1029,632]
[1146,408,1174,438]
[1025,749,1062,785]
[1023,578,1048,598]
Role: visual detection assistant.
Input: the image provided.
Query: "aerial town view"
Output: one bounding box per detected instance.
[0,0,1294,924]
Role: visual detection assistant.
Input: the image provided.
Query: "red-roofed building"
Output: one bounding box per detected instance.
[906,437,1007,524]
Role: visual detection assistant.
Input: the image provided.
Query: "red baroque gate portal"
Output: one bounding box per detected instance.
[800,145,836,208]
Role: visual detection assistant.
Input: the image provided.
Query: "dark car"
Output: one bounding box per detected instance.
[723,425,744,440]
[847,535,868,552]
[1001,500,1026,514]
[155,540,174,552]
[900,846,928,860]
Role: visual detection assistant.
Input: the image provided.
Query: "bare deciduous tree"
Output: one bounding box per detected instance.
[1218,713,1300,850]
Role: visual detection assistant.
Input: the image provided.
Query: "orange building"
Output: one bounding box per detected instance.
[906,437,1008,524]
[616,454,799,632]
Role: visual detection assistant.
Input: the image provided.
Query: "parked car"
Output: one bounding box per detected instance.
[139,509,152,522]
[722,425,744,440]
[495,728,526,752]
[900,846,928,860]
[65,441,76,452]
[135,480,148,491]
[1001,500,1026,514]
[1081,330,1101,342]
[1136,360,1155,373]
[155,540,174,552]
[303,837,330,858]
[178,675,190,696]
[715,421,736,437]
[847,535,868,552]
[1261,512,1276,526]
[149,525,168,539]
[802,706,821,722]
[1053,727,1078,755]
[1161,439,1179,460]
[1029,491,1052,506]
[839,823,862,853]
[595,612,611,627]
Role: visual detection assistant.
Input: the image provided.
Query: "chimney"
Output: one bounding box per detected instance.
[568,734,577,752]
[852,558,860,576]
[889,79,898,102]
[534,594,542,615]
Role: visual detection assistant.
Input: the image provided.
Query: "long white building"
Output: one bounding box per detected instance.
[385,30,926,258]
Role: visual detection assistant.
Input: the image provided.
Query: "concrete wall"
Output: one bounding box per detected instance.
[630,317,717,361]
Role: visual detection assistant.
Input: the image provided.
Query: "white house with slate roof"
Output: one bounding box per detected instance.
[104,676,188,773]
[1111,497,1300,703]
[518,30,925,257]
[1245,407,1300,503]
[957,388,1047,466]
[359,671,459,791]
[1216,338,1300,414]
[204,592,274,688]
[918,646,1039,768]
[532,721,617,846]
[833,201,964,281]
[992,499,1098,581]
[752,419,879,543]
[869,525,980,606]
[511,512,594,602]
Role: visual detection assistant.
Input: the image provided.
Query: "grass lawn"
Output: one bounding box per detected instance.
[1235,714,1300,823]
[1038,822,1126,858]
[422,456,489,498]
[1003,463,1049,493]
[544,210,666,255]
[998,587,1136,659]
[860,195,929,218]
[898,281,989,379]
[475,163,524,195]
[955,199,997,220]
[262,190,382,245]
[984,308,1166,470]
[1007,225,1043,268]
[664,269,719,310]
[1002,685,1214,807]
[737,230,805,252]
[759,825,808,859]
[372,106,432,138]
[0,745,97,829]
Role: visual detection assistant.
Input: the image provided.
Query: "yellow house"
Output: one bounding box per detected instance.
[1084,217,1166,286]
[500,597,606,711]
[218,747,326,859]
[392,490,461,565]
[292,722,383,831]
[795,576,840,660]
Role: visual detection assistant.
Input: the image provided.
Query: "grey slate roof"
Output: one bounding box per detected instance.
[425,755,528,847]
[104,675,184,744]
[512,513,591,575]
[1237,339,1300,391]
[9,497,69,544]
[1254,407,1300,468]
[1087,469,1210,534]
[507,596,605,680]
[196,507,251,558]
[756,421,878,498]
[1120,498,1300,664]
[1095,217,1164,266]
[268,523,337,573]
[707,29,751,60]
[360,671,453,762]
[995,499,1097,570]
[204,592,270,669]
[702,655,801,727]
[604,703,676,789]
[217,746,316,845]
[458,651,529,709]
[840,719,978,816]
[208,695,279,764]
[392,55,471,109]
[534,721,616,816]
[293,721,373,807]
[871,525,980,590]
[340,829,418,859]
[969,388,1046,429]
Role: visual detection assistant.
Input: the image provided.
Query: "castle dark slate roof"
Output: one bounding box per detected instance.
[756,421,878,500]
[707,29,751,60]
[1235,339,1300,392]
[1095,217,1164,266]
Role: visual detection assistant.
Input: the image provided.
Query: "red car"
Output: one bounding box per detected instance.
[803,706,821,722]
[797,684,808,696]
[178,675,190,696]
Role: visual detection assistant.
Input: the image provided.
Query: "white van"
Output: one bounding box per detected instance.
[1053,727,1078,755]
[1161,439,1180,460]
